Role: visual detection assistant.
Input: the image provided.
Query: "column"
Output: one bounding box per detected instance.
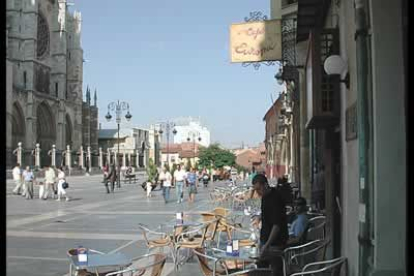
[35,143,40,168]
[142,149,146,168]
[66,145,72,169]
[79,146,84,169]
[99,147,103,169]
[136,150,140,168]
[122,150,126,168]
[107,148,111,165]
[51,145,56,167]
[87,146,92,172]
[128,153,131,167]
[13,142,23,165]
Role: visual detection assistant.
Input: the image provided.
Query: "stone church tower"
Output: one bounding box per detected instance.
[6,0,98,168]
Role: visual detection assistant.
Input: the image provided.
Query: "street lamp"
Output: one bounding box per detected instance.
[158,122,176,170]
[105,100,132,189]
[187,131,202,168]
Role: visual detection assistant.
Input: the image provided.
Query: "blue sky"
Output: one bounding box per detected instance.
[71,0,282,149]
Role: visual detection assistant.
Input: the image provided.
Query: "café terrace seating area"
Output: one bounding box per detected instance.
[66,181,347,276]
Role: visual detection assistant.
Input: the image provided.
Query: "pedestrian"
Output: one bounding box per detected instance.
[12,163,23,195]
[159,167,172,203]
[41,165,56,200]
[105,163,117,193]
[186,167,198,203]
[173,164,187,204]
[102,164,109,183]
[22,166,34,199]
[251,174,288,276]
[56,167,70,201]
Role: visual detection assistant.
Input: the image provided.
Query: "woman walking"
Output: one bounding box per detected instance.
[56,167,70,201]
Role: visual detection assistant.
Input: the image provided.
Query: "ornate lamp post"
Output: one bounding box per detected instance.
[186,131,201,168]
[105,100,132,189]
[158,122,177,169]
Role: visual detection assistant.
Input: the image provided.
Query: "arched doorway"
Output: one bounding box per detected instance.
[36,102,56,167]
[12,102,26,165]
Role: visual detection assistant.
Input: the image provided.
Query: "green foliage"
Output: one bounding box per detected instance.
[146,158,158,182]
[198,143,236,169]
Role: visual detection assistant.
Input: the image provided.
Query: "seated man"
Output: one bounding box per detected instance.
[287,197,309,245]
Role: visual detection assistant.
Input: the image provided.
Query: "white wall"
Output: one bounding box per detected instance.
[173,121,210,147]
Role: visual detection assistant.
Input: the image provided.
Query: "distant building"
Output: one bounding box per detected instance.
[98,127,149,168]
[160,142,200,169]
[173,120,210,148]
[233,143,266,172]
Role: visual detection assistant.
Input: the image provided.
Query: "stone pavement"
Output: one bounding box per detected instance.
[6,174,224,276]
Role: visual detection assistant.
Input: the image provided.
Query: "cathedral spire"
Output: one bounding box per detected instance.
[86,85,91,106]
[94,89,97,107]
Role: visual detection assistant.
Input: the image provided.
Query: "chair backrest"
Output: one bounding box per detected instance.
[227,268,273,276]
[213,207,231,218]
[307,216,326,241]
[176,223,210,248]
[128,253,167,276]
[290,239,330,271]
[301,256,348,276]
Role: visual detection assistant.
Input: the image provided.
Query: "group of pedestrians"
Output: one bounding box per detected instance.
[11,163,70,201]
[157,164,199,204]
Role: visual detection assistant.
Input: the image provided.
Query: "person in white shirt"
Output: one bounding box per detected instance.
[12,163,23,195]
[173,164,187,204]
[22,166,35,199]
[56,167,70,201]
[41,165,56,200]
[159,167,172,204]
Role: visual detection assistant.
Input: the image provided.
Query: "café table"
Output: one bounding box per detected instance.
[68,252,131,276]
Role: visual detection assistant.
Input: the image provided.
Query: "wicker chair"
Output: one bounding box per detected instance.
[104,253,167,276]
[137,223,174,263]
[193,248,230,276]
[173,223,210,271]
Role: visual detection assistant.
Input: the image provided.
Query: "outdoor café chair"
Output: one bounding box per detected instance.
[289,256,347,276]
[282,239,330,276]
[137,223,174,262]
[306,216,326,241]
[227,268,274,276]
[193,248,230,276]
[173,222,210,271]
[67,248,105,276]
[104,253,167,276]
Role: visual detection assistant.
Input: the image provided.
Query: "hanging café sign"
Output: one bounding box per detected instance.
[230,19,282,63]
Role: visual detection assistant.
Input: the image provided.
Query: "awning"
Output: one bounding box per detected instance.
[296,0,331,42]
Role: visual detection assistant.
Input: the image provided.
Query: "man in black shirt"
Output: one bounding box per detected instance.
[252,174,288,275]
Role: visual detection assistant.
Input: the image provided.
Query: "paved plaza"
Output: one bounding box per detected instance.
[6,174,224,276]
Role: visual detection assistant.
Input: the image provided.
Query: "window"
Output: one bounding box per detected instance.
[55,82,58,97]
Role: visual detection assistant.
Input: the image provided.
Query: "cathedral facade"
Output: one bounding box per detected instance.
[6,0,98,168]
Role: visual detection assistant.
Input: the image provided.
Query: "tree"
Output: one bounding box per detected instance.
[198,143,236,169]
[146,158,158,182]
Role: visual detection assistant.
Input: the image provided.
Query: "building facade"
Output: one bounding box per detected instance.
[6,0,98,168]
[270,0,407,274]
[98,127,149,169]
